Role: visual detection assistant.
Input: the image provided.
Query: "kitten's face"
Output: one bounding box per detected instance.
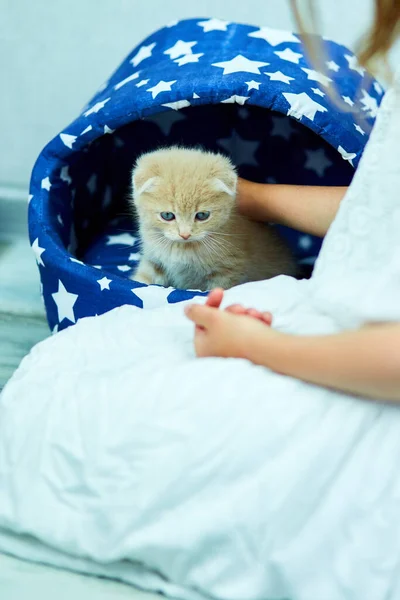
[131,148,237,244]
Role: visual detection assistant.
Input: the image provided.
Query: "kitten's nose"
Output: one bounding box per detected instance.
[179,232,191,240]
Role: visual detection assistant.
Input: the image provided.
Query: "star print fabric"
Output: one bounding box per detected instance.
[28,18,383,332]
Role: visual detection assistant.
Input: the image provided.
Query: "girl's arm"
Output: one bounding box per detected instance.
[237,178,348,237]
[185,295,400,402]
[248,322,400,401]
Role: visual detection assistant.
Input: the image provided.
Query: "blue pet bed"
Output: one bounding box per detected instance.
[29,18,383,332]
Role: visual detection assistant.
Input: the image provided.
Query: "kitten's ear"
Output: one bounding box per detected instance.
[133,176,159,197]
[132,167,160,202]
[211,174,237,197]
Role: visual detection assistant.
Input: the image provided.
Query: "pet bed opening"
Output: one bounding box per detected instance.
[53,103,354,280]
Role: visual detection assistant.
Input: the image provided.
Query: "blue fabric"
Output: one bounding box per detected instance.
[28,18,384,332]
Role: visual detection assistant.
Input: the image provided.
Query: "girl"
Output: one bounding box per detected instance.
[2,5,400,596]
[185,0,400,401]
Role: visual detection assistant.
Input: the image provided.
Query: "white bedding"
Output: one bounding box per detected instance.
[0,71,399,600]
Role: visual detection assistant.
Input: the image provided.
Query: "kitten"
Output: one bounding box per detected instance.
[130,146,297,290]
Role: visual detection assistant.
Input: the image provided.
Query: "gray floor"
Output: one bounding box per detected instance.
[0,237,49,390]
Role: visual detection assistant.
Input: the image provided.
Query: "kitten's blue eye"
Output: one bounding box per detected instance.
[195,211,210,222]
[160,212,175,221]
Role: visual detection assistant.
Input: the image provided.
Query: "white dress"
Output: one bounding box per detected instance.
[0,73,399,600]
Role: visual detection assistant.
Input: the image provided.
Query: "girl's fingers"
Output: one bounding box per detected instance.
[184,304,217,328]
[262,311,273,324]
[222,303,273,325]
[225,304,246,315]
[205,288,224,308]
[245,308,273,325]
[247,308,260,319]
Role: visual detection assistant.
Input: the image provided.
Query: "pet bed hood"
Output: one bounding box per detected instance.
[28,18,383,332]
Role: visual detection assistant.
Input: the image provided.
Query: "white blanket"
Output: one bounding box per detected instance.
[0,70,400,600]
[1,275,400,600]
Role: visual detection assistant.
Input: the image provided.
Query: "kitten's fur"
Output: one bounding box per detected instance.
[130,146,297,290]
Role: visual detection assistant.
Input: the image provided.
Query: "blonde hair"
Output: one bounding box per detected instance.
[290,0,400,73]
[358,0,400,68]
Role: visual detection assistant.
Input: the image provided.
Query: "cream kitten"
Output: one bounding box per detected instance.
[130,146,297,290]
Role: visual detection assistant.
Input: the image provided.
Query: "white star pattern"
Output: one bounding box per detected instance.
[132,285,175,308]
[304,148,333,177]
[118,265,131,272]
[338,146,357,166]
[60,133,77,149]
[374,81,384,95]
[70,257,84,265]
[343,96,354,106]
[197,18,230,33]
[212,55,269,75]
[193,92,200,99]
[104,125,115,134]
[136,79,150,88]
[174,53,204,66]
[28,194,33,204]
[345,54,365,77]
[129,252,141,261]
[130,42,156,67]
[264,71,294,85]
[162,100,191,110]
[41,177,51,191]
[60,165,72,185]
[245,80,261,91]
[84,98,110,117]
[221,95,249,105]
[52,280,79,324]
[97,276,112,290]
[248,26,300,47]
[354,123,365,135]
[283,92,328,121]
[312,87,325,97]
[275,48,303,64]
[270,115,297,140]
[147,80,177,99]
[32,238,45,266]
[301,68,333,87]
[114,72,140,90]
[360,90,379,118]
[107,233,137,246]
[164,40,197,59]
[327,60,340,72]
[80,125,92,135]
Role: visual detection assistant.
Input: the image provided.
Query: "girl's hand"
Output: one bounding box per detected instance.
[205,288,273,326]
[185,289,275,359]
[185,303,276,359]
